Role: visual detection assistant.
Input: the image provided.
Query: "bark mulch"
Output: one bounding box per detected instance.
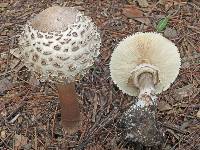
[0,0,199,149]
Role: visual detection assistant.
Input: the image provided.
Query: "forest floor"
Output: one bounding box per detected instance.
[0,0,200,149]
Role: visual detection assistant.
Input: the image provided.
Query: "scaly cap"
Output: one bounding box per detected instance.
[19,6,101,83]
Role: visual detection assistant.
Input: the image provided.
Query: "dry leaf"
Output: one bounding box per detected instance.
[158,101,172,111]
[14,134,28,148]
[136,0,149,7]
[123,5,143,17]
[122,5,151,25]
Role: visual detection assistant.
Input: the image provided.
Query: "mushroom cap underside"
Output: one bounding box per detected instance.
[19,6,101,83]
[110,32,181,96]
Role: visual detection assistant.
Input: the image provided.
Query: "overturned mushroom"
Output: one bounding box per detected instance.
[18,6,101,133]
[110,32,181,146]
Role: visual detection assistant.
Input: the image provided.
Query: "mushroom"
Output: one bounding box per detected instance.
[109,32,181,146]
[18,6,101,133]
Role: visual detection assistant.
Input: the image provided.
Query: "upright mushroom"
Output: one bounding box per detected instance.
[18,6,101,133]
[110,32,181,146]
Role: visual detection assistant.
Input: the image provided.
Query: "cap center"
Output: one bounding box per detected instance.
[30,6,78,32]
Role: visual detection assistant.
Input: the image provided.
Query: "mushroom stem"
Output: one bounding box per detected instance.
[120,72,163,146]
[137,72,157,107]
[56,82,80,134]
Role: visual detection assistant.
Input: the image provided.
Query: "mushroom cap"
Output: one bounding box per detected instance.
[19,6,101,83]
[110,32,181,96]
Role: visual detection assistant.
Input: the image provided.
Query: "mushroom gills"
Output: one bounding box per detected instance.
[129,63,159,107]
